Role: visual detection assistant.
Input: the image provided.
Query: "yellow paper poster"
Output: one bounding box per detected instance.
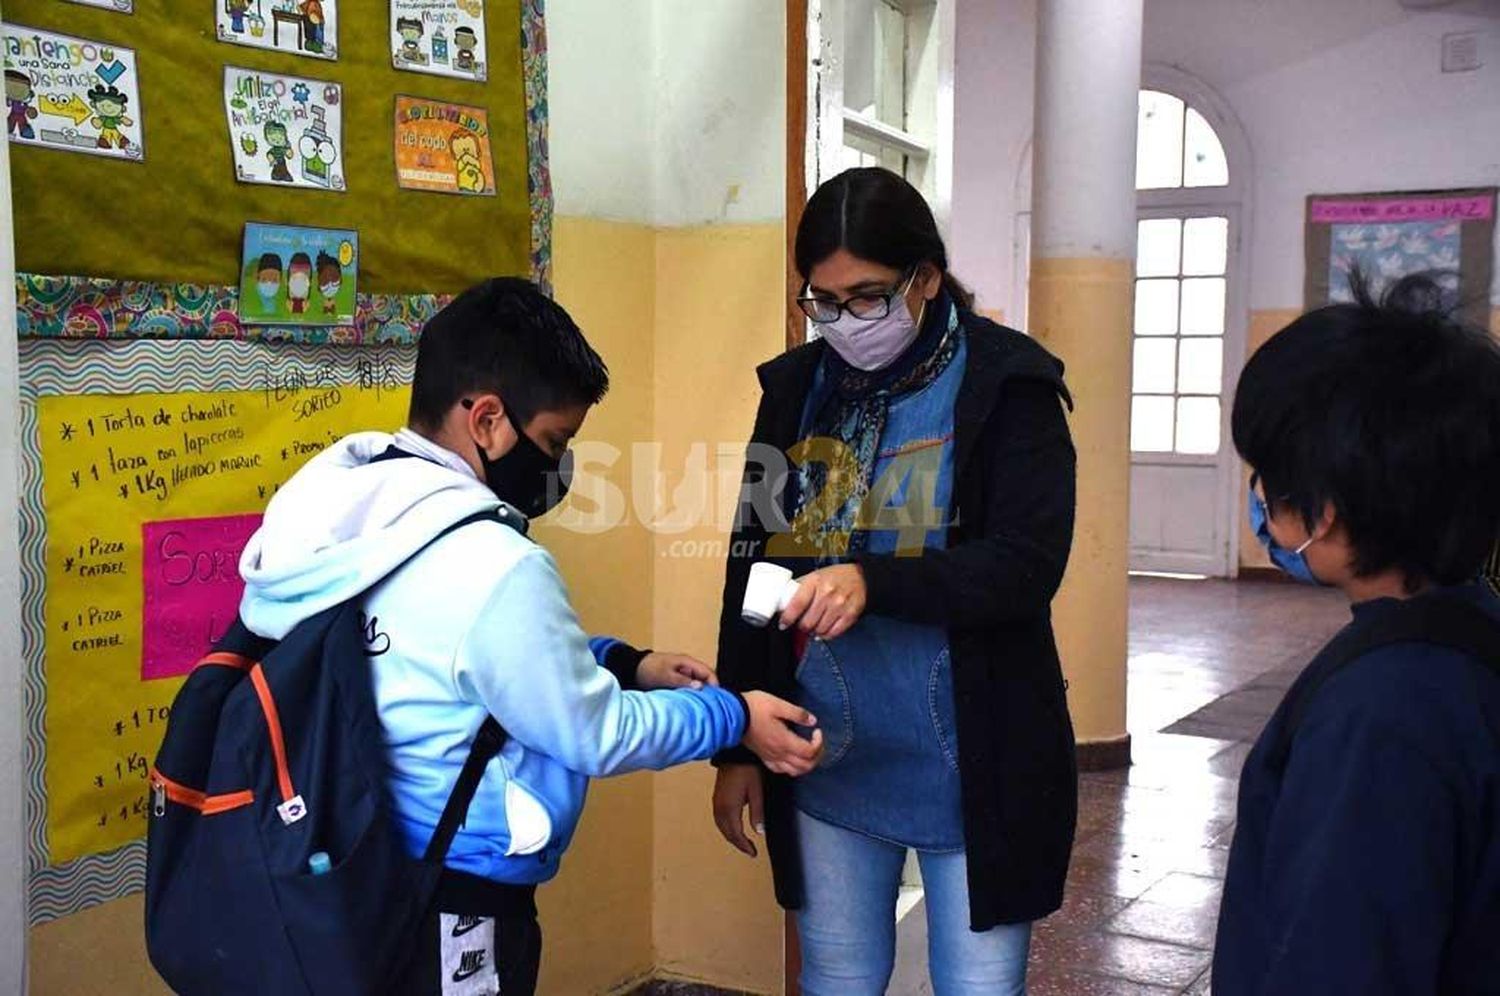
[39,375,409,864]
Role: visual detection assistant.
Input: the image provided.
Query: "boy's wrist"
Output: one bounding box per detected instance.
[601,641,650,690]
[729,690,751,737]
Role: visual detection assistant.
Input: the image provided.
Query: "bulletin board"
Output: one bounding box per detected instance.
[21,341,414,922]
[1305,187,1497,329]
[4,0,550,294]
[6,0,554,923]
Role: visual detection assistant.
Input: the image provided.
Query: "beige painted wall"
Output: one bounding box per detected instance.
[648,223,787,994]
[1233,309,1303,573]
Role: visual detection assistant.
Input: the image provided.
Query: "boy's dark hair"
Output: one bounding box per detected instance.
[6,70,31,86]
[257,252,282,273]
[454,26,477,41]
[397,16,423,34]
[1232,270,1500,590]
[316,251,339,279]
[86,83,126,108]
[795,166,974,310]
[409,278,608,431]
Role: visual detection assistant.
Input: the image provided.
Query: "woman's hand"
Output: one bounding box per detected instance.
[779,564,868,640]
[713,764,765,857]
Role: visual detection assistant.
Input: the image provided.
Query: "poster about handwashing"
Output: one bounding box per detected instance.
[390,0,487,82]
[2,24,144,161]
[238,223,358,326]
[218,0,338,61]
[223,66,344,191]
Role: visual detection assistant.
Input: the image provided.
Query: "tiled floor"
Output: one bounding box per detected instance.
[889,577,1348,995]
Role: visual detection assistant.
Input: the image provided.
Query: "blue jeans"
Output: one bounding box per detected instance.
[796,810,1031,995]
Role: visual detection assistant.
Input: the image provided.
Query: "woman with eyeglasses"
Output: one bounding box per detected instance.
[709,167,1078,995]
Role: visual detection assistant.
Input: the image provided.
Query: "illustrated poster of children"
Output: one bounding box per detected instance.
[1,24,145,161]
[217,0,339,61]
[389,0,487,82]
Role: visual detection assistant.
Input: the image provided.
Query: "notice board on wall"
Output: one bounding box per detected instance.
[1305,187,1497,329]
[3,0,550,293]
[20,338,416,921]
[5,0,554,923]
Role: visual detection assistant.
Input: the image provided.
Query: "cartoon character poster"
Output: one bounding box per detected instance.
[2,25,144,161]
[239,223,357,325]
[390,0,486,82]
[218,0,338,61]
[393,96,494,197]
[223,66,344,191]
[62,0,134,12]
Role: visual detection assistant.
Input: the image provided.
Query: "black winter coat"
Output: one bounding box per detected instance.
[714,312,1079,928]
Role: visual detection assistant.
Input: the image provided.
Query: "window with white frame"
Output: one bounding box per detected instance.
[811,0,952,206]
[1130,89,1237,457]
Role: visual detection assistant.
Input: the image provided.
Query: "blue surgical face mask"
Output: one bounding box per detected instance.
[1248,479,1323,585]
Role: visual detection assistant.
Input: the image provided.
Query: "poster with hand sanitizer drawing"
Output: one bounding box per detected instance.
[223,65,344,191]
[218,0,338,61]
[390,0,487,82]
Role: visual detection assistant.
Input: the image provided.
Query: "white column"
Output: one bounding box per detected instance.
[1033,0,1142,261]
[1029,0,1142,763]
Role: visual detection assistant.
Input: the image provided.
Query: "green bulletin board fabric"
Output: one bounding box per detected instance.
[6,0,533,294]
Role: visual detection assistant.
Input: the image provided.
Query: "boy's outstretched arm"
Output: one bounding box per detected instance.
[456,546,820,777]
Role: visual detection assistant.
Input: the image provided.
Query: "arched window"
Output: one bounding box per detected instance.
[1136,89,1229,191]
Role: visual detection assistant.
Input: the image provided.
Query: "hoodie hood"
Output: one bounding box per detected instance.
[239,431,507,639]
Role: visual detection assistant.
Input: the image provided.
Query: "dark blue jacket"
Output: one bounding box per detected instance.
[1214,584,1500,994]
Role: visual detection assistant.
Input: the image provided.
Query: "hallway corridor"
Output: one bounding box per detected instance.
[890,577,1348,995]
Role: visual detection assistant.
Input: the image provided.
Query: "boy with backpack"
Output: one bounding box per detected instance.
[1215,273,1500,993]
[156,278,820,995]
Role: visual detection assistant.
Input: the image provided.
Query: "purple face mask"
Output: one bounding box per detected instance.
[818,272,926,371]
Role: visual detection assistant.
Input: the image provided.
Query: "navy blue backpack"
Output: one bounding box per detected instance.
[145,510,513,995]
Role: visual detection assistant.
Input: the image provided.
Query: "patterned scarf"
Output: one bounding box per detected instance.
[787,298,961,565]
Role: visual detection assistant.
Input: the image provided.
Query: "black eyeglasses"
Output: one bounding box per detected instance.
[795,268,917,324]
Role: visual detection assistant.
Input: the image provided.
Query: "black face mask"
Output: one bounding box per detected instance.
[464,400,573,517]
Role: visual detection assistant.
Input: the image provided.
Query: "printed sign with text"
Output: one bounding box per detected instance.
[391,0,487,82]
[240,222,358,326]
[3,24,144,161]
[224,65,344,191]
[394,95,494,196]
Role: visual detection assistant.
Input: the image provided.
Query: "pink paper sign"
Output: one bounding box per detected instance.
[1310,195,1494,225]
[141,514,262,681]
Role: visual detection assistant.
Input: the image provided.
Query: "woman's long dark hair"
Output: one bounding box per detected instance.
[794,167,974,310]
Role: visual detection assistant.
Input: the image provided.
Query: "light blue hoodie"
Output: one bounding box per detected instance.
[238,430,747,884]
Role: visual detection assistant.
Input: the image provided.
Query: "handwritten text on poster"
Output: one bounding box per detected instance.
[39,356,408,864]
